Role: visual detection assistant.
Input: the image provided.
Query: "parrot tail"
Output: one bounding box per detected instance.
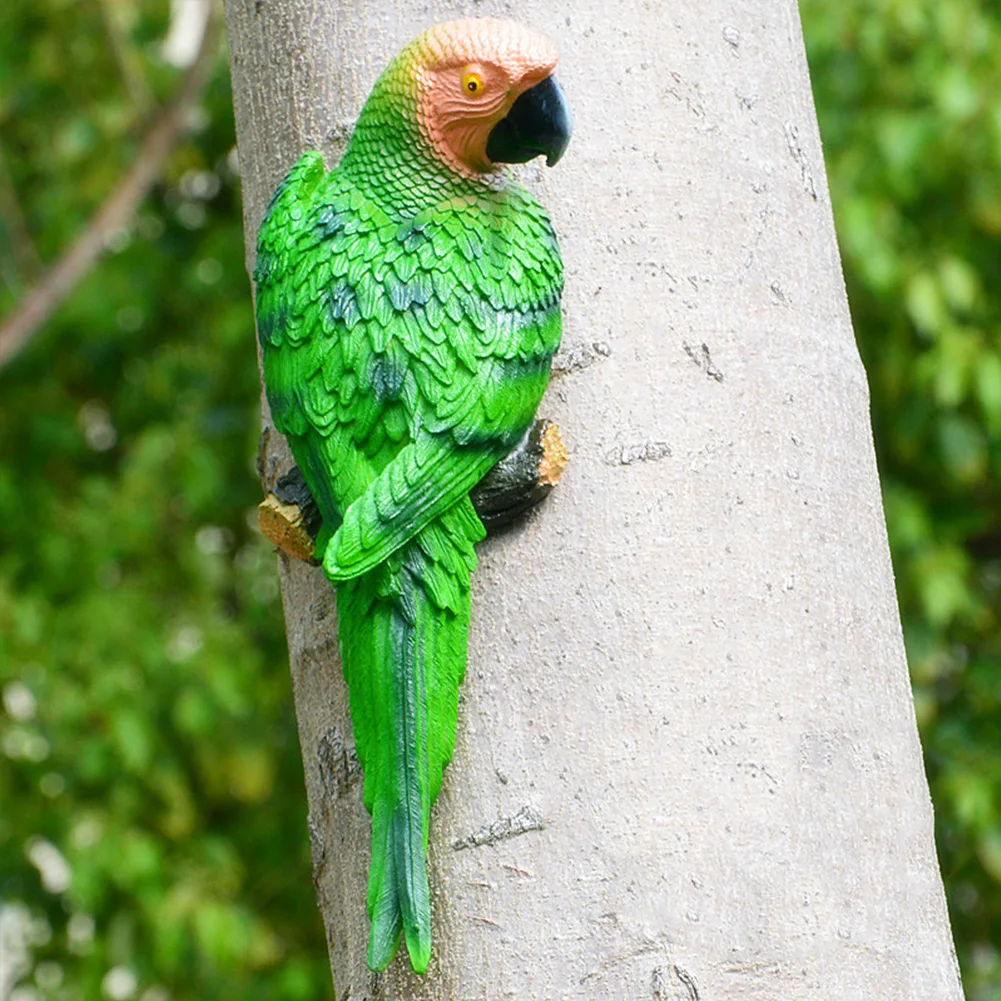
[335,500,482,974]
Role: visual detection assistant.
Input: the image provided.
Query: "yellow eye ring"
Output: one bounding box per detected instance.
[462,71,484,96]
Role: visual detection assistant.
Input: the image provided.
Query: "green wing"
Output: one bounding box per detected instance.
[254,152,563,972]
[256,154,562,526]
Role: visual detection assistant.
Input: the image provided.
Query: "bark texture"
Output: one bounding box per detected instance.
[224,1,965,998]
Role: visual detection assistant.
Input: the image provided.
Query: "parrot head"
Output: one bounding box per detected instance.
[401,19,572,179]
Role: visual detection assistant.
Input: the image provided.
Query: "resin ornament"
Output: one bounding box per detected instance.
[254,18,571,974]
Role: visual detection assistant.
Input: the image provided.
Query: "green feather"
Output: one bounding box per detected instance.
[253,37,563,974]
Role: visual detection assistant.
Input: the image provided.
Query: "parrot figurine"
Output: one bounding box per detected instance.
[253,18,571,974]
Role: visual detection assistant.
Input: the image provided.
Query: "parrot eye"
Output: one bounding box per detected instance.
[462,71,484,96]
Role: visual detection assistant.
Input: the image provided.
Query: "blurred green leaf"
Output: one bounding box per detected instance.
[0,2,327,998]
[3,1,1000,998]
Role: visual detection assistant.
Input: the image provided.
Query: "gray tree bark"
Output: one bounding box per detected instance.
[224,1,965,998]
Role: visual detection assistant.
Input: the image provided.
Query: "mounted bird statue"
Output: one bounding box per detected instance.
[253,18,571,973]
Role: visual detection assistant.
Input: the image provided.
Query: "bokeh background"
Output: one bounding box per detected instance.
[1,1,998,998]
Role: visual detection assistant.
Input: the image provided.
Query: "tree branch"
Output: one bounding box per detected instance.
[0,138,43,288]
[99,0,156,115]
[226,4,964,994]
[0,1,221,371]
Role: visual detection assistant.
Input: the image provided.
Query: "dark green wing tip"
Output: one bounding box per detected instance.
[365,921,431,975]
[404,928,432,975]
[366,918,402,973]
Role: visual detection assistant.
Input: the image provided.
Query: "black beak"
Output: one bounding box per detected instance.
[486,75,572,168]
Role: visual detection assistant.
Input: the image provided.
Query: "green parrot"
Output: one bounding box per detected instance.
[253,18,571,973]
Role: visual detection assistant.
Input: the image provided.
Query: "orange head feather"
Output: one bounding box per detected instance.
[407,19,561,178]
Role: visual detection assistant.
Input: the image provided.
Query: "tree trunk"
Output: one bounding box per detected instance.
[224,1,965,998]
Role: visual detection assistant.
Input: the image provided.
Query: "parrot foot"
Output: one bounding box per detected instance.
[258,468,326,564]
[258,419,568,563]
[467,419,568,532]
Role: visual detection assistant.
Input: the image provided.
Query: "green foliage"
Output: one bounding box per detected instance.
[801,0,1001,994]
[0,2,327,998]
[2,0,999,996]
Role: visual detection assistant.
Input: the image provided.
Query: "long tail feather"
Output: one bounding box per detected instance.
[335,499,482,973]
